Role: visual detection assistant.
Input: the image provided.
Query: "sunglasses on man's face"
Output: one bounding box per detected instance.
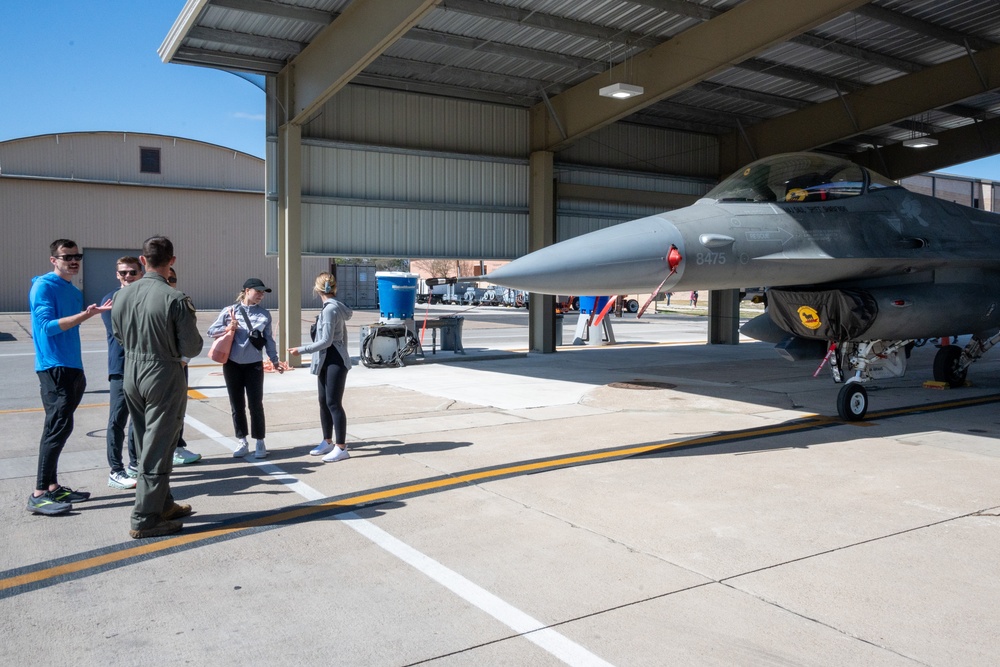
[118,270,139,277]
[55,253,84,261]
[167,277,178,284]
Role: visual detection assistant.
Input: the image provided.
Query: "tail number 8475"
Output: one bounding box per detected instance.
[695,251,727,265]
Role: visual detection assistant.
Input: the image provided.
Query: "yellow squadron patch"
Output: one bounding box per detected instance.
[785,187,808,202]
[797,305,821,330]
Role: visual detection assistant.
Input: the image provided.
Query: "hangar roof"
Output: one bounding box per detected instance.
[160,0,1000,174]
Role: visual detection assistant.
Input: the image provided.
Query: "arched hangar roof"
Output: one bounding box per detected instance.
[0,131,263,192]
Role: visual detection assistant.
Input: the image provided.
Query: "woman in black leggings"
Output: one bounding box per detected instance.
[289,272,354,462]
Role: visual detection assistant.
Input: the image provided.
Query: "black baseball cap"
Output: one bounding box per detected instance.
[243,278,271,293]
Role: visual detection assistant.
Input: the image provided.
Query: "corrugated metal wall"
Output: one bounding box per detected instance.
[268,84,721,261]
[297,141,528,258]
[301,204,527,258]
[555,163,715,240]
[335,264,378,309]
[303,85,529,157]
[555,123,719,177]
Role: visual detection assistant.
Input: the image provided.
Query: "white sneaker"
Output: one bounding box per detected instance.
[254,440,268,459]
[108,470,137,490]
[233,440,249,457]
[322,446,350,463]
[310,441,335,456]
[173,447,202,465]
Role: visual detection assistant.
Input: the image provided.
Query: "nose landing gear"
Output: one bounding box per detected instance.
[836,382,868,421]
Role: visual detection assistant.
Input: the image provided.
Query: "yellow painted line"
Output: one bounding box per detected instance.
[866,393,1000,419]
[0,417,829,594]
[3,391,209,413]
[0,403,108,415]
[510,340,702,353]
[4,391,1000,595]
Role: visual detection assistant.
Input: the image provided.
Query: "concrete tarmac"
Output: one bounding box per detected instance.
[1,307,998,666]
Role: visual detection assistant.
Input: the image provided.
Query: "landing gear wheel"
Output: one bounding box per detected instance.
[626,299,639,313]
[933,345,967,387]
[837,383,868,421]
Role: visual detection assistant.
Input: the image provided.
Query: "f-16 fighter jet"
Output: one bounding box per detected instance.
[488,152,1000,420]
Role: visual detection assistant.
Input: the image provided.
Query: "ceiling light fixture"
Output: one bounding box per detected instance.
[599,82,644,99]
[903,136,938,149]
[600,40,644,100]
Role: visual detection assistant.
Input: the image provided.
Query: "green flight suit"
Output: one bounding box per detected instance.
[112,272,203,531]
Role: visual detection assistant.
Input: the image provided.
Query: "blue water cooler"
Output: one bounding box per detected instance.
[362,272,421,367]
[376,272,418,323]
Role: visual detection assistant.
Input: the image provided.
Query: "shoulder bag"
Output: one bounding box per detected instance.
[239,305,267,350]
[208,307,236,363]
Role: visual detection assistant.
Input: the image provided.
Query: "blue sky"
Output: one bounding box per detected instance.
[0,1,266,158]
[1,2,998,179]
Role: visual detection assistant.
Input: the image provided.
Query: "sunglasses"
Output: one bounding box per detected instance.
[118,270,139,277]
[54,253,84,261]
[167,277,178,285]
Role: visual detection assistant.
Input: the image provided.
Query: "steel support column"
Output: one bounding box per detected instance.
[276,70,303,365]
[528,151,556,353]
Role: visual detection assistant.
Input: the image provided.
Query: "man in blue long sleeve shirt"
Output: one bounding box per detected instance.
[28,239,111,515]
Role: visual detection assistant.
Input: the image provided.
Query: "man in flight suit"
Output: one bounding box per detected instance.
[112,236,203,539]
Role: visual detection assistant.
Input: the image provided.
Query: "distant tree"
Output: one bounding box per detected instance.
[455,260,477,278]
[413,258,456,277]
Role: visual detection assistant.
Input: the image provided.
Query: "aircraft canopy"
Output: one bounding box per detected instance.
[707,153,899,204]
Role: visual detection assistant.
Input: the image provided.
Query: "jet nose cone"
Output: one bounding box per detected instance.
[487,215,683,295]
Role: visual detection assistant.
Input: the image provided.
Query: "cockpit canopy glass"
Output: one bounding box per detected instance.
[706,152,899,204]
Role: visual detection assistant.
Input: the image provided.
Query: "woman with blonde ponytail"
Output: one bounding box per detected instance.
[289,272,354,462]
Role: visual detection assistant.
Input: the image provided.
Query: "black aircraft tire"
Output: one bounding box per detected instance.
[626,299,639,313]
[933,345,967,388]
[837,383,868,421]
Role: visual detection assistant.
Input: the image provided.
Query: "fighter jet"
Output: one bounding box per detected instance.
[487,152,1000,420]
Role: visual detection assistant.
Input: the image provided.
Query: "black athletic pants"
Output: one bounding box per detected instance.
[222,360,265,440]
[36,366,86,491]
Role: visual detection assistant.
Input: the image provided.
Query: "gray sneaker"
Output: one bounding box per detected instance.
[108,470,137,490]
[27,491,72,516]
[254,440,268,459]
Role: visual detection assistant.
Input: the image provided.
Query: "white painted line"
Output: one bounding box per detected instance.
[339,512,614,667]
[182,415,237,452]
[182,415,325,501]
[182,414,613,666]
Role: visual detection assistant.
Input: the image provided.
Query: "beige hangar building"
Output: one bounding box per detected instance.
[0,131,333,313]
